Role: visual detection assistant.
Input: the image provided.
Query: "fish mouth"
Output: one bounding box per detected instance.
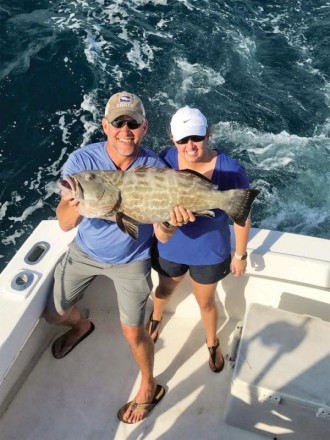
[59,176,84,199]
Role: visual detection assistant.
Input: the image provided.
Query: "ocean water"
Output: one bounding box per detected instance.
[0,0,329,271]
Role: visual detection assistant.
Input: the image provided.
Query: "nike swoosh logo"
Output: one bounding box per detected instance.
[183,119,190,123]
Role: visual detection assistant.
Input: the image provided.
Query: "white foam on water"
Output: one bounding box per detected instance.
[8,199,44,223]
[131,0,168,6]
[211,121,330,236]
[150,91,177,109]
[2,228,26,246]
[57,115,71,145]
[47,147,68,176]
[253,3,329,83]
[231,32,256,60]
[84,31,108,65]
[156,18,171,28]
[0,202,9,221]
[127,40,155,71]
[80,92,99,121]
[175,59,225,95]
[259,202,329,237]
[0,35,56,80]
[80,92,100,146]
[176,0,195,12]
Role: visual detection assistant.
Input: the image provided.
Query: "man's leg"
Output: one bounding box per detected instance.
[44,243,100,358]
[148,257,187,341]
[147,274,184,341]
[120,323,156,423]
[45,306,93,359]
[111,259,164,423]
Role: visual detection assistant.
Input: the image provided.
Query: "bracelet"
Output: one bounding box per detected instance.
[159,222,176,233]
[234,252,248,261]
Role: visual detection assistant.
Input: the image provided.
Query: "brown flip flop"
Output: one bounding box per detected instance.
[117,384,166,424]
[51,322,95,359]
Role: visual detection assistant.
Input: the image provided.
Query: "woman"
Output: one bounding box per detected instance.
[147,106,251,373]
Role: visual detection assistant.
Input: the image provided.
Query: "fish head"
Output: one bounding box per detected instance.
[58,175,84,200]
[58,171,121,218]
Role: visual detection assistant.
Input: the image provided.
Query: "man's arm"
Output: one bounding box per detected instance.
[56,193,83,231]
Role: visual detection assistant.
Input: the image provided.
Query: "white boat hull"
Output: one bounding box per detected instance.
[0,220,329,439]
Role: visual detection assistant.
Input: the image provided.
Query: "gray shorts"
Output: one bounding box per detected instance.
[46,241,152,326]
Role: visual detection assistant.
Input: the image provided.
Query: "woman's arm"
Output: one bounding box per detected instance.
[153,206,196,243]
[231,216,251,277]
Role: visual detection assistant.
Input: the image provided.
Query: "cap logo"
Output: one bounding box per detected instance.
[183,119,190,123]
[119,95,131,103]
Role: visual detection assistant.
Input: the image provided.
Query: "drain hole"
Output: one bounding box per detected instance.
[11,271,35,291]
[25,242,50,264]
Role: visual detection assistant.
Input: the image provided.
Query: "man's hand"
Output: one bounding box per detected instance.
[56,193,82,231]
[61,192,80,211]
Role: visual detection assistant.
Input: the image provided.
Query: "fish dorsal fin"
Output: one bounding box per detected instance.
[179,168,214,184]
[129,166,214,185]
[116,212,139,240]
[128,165,152,172]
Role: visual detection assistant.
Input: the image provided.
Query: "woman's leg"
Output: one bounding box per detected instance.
[191,280,224,371]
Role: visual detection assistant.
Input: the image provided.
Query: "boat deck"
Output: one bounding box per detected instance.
[0,278,265,440]
[1,222,329,440]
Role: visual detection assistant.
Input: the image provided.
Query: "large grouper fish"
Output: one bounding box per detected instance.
[58,166,259,240]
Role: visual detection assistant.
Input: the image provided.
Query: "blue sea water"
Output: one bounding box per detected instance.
[0,0,329,271]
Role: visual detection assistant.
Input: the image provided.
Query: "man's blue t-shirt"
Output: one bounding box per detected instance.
[157,147,250,265]
[62,141,165,264]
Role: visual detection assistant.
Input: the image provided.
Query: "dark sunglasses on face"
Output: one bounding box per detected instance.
[176,135,206,145]
[111,119,142,129]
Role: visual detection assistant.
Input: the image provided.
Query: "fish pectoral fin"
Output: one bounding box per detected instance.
[195,210,215,218]
[116,213,139,240]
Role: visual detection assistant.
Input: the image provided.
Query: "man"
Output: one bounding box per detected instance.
[45,91,192,424]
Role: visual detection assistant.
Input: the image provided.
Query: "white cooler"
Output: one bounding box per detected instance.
[225,303,330,439]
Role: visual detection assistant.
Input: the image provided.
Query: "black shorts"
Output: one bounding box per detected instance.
[152,254,231,285]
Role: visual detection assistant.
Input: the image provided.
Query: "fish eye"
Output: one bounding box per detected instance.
[86,173,95,181]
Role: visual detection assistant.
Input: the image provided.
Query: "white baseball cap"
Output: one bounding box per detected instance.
[170,106,208,142]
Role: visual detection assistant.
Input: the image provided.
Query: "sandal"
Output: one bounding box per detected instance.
[207,338,225,373]
[52,322,95,359]
[146,311,162,343]
[117,384,166,424]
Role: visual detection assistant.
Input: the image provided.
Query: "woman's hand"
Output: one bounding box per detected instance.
[169,206,196,227]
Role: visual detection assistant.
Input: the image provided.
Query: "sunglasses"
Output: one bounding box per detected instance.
[111,119,142,129]
[176,135,206,145]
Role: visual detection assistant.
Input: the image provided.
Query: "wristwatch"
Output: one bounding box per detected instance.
[234,252,248,261]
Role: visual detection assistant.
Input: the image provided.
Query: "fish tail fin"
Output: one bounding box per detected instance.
[223,189,259,226]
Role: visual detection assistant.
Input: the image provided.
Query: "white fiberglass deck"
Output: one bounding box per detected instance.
[1,221,329,440]
[0,280,264,440]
